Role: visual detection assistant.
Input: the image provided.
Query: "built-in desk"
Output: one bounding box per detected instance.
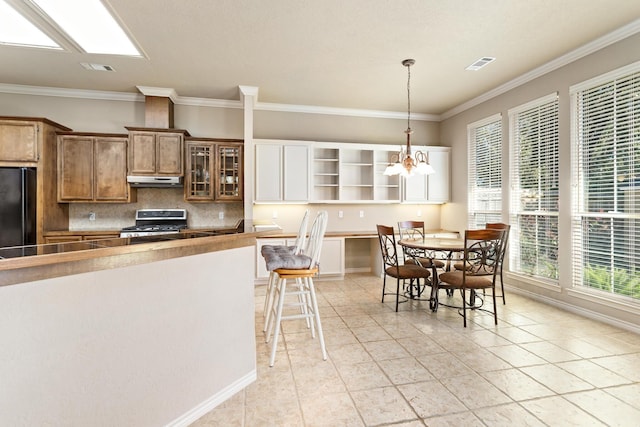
[255,229,459,282]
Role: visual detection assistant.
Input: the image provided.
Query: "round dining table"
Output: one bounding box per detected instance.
[398,237,465,311]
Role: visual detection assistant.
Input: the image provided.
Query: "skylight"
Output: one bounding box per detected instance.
[0,0,141,56]
[0,0,60,49]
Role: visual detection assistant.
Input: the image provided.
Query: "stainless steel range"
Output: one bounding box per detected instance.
[120,209,187,238]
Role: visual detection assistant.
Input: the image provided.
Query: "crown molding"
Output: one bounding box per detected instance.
[0,83,142,102]
[3,18,638,122]
[136,86,179,102]
[254,101,439,122]
[441,18,640,120]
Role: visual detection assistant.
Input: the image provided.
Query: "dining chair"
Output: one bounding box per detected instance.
[262,209,309,330]
[486,222,510,304]
[376,224,432,312]
[265,211,328,366]
[397,220,448,270]
[436,228,505,327]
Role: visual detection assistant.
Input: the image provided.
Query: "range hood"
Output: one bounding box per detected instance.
[127,175,183,188]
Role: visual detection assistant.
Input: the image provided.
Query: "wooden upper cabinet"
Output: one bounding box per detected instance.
[57,133,133,203]
[127,128,186,176]
[184,138,243,202]
[94,137,129,201]
[216,143,243,201]
[0,120,39,162]
[58,135,94,201]
[128,131,156,174]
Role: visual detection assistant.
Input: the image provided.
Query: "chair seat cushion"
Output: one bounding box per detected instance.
[261,244,297,258]
[405,258,446,268]
[438,271,493,288]
[263,249,312,271]
[385,264,431,279]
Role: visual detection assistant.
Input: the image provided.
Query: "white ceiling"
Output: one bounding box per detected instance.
[1,0,640,117]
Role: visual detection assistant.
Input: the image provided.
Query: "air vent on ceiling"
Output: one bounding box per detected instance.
[80,62,115,71]
[465,57,495,71]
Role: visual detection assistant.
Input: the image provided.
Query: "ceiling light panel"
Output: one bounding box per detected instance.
[30,0,141,56]
[0,0,60,49]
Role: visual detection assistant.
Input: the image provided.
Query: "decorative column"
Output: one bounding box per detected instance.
[239,86,258,223]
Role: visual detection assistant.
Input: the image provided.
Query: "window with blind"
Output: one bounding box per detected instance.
[571,62,640,300]
[468,114,502,229]
[509,94,559,281]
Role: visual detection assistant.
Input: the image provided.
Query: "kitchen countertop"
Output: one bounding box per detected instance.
[0,226,276,287]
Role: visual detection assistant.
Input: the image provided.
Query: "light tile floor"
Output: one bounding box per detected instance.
[192,274,640,427]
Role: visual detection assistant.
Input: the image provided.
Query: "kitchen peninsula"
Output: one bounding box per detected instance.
[0,229,266,426]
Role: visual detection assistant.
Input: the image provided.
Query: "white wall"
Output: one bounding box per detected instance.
[440,31,640,330]
[0,246,256,427]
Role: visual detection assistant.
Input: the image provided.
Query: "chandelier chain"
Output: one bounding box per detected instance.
[407,62,411,132]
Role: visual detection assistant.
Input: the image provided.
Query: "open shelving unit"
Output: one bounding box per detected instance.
[313,147,340,201]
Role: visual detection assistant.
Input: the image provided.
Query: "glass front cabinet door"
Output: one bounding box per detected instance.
[185,140,243,202]
[216,143,243,201]
[185,140,215,201]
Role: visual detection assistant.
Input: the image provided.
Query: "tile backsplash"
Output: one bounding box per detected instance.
[69,188,244,231]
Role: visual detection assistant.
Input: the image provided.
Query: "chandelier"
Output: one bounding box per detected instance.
[384,59,435,177]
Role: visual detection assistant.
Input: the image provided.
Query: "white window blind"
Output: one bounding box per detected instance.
[571,63,640,300]
[509,94,559,281]
[468,114,502,229]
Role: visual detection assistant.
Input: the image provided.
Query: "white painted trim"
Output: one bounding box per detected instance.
[442,18,640,120]
[1,18,638,121]
[345,267,371,274]
[504,272,561,293]
[507,92,559,117]
[254,101,438,122]
[176,96,241,109]
[136,86,179,102]
[0,82,142,102]
[166,370,257,427]
[505,284,640,335]
[467,112,502,130]
[566,287,640,316]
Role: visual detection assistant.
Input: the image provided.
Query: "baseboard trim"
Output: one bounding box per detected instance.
[345,267,371,274]
[166,369,257,427]
[504,284,640,335]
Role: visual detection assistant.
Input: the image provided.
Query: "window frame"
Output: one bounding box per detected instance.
[467,114,503,229]
[570,61,640,301]
[508,93,560,283]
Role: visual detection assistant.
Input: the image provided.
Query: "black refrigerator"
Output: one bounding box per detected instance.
[0,167,37,247]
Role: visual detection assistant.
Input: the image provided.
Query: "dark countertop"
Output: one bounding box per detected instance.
[0,226,274,287]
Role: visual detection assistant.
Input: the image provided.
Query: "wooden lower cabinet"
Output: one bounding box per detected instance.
[57,133,134,203]
[44,233,120,244]
[44,235,83,244]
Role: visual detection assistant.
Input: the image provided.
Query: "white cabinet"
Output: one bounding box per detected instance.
[255,237,345,280]
[312,147,340,201]
[374,149,401,202]
[311,143,401,203]
[254,140,310,202]
[340,148,374,201]
[256,140,449,204]
[403,147,450,203]
[318,237,345,276]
